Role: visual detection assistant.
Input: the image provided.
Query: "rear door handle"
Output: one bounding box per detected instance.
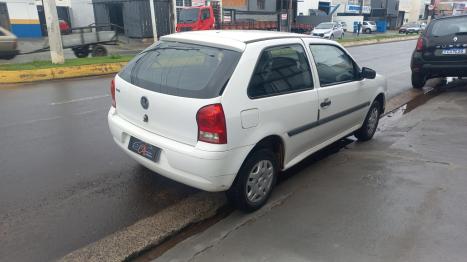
[320,98,332,108]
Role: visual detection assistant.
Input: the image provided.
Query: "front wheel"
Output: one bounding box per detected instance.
[226,149,278,212]
[330,34,334,40]
[365,28,371,34]
[411,72,426,89]
[354,100,381,142]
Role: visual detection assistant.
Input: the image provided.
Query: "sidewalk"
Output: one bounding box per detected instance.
[156,85,467,262]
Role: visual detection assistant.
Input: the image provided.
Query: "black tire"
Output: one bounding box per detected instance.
[73,48,89,58]
[330,34,334,40]
[226,149,278,212]
[91,45,108,57]
[411,72,426,89]
[365,28,371,34]
[354,100,381,142]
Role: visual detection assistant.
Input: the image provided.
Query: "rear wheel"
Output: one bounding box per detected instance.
[91,45,108,57]
[365,28,371,34]
[412,72,426,89]
[355,100,381,142]
[226,149,278,212]
[73,47,90,58]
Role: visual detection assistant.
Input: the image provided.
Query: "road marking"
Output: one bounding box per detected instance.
[50,94,109,106]
[0,110,98,129]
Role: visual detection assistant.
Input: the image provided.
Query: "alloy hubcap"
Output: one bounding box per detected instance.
[367,107,379,134]
[246,160,274,203]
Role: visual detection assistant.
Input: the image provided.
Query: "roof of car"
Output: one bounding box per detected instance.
[161,30,332,52]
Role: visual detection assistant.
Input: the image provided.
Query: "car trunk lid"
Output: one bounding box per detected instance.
[423,16,467,62]
[114,41,241,146]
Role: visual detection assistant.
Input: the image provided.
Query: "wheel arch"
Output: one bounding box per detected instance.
[374,93,385,114]
[245,135,285,170]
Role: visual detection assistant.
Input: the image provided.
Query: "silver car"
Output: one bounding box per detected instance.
[311,22,344,40]
[0,27,19,60]
[362,21,377,34]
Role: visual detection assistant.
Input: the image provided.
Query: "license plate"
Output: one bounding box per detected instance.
[128,136,160,162]
[442,48,466,55]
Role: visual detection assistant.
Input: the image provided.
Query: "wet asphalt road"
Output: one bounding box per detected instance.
[0,40,416,262]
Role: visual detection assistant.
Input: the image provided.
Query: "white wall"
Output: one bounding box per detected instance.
[70,0,95,27]
[6,0,39,21]
[399,0,424,22]
[334,15,363,32]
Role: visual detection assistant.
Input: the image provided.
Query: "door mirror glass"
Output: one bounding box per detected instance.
[361,67,376,79]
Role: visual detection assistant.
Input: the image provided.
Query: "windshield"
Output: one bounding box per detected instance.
[179,8,199,23]
[119,41,241,99]
[316,23,334,29]
[429,16,467,37]
[367,21,376,25]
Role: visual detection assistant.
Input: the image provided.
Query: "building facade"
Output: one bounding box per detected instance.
[0,0,42,37]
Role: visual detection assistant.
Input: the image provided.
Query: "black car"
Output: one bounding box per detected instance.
[411,15,467,88]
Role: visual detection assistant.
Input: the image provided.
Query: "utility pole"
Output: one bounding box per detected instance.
[171,0,177,33]
[149,0,158,42]
[359,0,363,14]
[43,0,64,64]
[288,0,292,32]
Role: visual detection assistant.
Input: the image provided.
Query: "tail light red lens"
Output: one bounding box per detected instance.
[196,104,227,144]
[110,79,116,108]
[416,37,424,51]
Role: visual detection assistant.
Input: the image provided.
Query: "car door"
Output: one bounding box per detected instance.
[229,40,320,165]
[306,42,372,143]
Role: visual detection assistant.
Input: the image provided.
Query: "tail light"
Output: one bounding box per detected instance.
[196,104,227,144]
[416,37,424,51]
[110,79,116,107]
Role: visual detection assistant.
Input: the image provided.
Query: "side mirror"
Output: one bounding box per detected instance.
[361,67,376,79]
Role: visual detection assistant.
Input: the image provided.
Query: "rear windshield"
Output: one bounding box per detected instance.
[429,16,467,37]
[119,41,241,99]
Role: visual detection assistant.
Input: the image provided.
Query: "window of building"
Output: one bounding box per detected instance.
[257,0,265,10]
[248,45,314,98]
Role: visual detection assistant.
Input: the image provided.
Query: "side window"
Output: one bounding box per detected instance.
[309,44,359,86]
[248,44,314,98]
[202,9,210,20]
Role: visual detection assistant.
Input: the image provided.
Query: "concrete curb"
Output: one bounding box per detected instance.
[59,192,226,262]
[340,35,418,47]
[0,62,127,84]
[0,35,418,85]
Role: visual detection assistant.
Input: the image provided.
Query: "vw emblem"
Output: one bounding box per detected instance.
[140,96,149,109]
[453,36,458,42]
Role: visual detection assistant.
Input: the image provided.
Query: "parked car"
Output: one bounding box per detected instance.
[108,31,387,211]
[411,15,467,88]
[59,19,71,35]
[0,27,19,60]
[399,22,423,34]
[362,21,377,34]
[311,22,344,39]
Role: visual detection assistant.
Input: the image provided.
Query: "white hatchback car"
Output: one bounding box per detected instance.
[108,31,387,211]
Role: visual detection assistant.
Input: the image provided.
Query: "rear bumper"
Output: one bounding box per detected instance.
[411,53,467,77]
[108,108,253,192]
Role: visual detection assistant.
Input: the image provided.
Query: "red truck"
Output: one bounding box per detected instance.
[176,6,215,32]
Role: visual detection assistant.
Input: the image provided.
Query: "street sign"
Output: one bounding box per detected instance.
[281,13,287,20]
[223,15,231,22]
[428,4,434,10]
